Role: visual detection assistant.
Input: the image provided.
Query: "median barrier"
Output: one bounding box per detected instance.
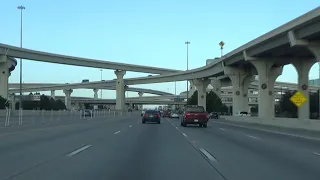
[0,109,138,128]
[220,115,320,132]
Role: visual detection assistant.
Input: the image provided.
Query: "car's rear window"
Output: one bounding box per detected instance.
[185,106,205,113]
[145,110,158,114]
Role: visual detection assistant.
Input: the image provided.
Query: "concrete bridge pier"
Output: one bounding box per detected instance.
[115,70,126,110]
[224,66,252,115]
[63,89,73,110]
[192,78,210,111]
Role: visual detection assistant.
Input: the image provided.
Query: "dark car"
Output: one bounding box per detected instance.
[142,110,161,124]
[209,112,219,119]
[163,111,171,118]
[181,106,209,127]
[82,109,92,117]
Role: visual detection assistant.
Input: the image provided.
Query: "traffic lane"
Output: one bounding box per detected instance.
[211,120,320,151]
[217,118,320,139]
[0,115,136,180]
[168,118,320,180]
[11,117,225,180]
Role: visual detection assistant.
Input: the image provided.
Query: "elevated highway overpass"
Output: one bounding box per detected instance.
[1,7,320,120]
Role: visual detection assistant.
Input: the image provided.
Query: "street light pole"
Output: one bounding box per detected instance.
[100,69,103,99]
[185,41,190,99]
[17,5,25,126]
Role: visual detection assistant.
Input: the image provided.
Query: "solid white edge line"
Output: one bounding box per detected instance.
[66,145,92,157]
[182,133,187,137]
[213,121,320,141]
[114,131,121,135]
[199,148,217,162]
[219,128,225,130]
[246,134,260,139]
[313,152,320,156]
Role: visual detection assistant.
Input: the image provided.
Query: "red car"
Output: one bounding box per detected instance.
[181,106,209,127]
[162,111,171,118]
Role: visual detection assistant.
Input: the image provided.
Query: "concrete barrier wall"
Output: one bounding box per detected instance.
[220,116,320,131]
[0,109,132,118]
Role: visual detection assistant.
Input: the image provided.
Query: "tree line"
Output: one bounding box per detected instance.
[0,94,66,110]
[187,90,229,113]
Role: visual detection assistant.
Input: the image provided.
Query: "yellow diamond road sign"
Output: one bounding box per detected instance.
[290,91,307,108]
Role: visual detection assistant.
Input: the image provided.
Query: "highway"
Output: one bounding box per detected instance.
[0,115,319,180]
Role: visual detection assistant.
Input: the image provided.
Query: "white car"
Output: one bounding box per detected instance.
[170,113,179,119]
[235,111,251,117]
[141,110,145,116]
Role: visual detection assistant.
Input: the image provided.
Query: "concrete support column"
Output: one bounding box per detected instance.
[189,80,196,97]
[114,70,126,110]
[292,60,316,120]
[93,89,99,99]
[63,89,73,110]
[50,90,55,99]
[211,79,221,97]
[124,85,128,110]
[251,61,283,119]
[0,56,9,99]
[192,78,210,111]
[9,94,16,111]
[138,92,144,110]
[224,66,253,115]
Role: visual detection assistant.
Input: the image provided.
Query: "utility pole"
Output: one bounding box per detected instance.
[17,5,25,126]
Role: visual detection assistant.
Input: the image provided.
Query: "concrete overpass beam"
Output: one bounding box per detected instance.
[63,89,73,110]
[115,70,126,110]
[192,78,210,111]
[251,60,283,119]
[211,79,221,97]
[292,60,316,120]
[223,66,253,115]
[93,88,99,99]
[189,80,196,97]
[138,92,144,110]
[51,90,55,99]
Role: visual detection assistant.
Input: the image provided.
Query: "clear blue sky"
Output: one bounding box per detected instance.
[1,0,319,103]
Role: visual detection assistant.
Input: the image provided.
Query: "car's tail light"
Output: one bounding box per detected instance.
[144,113,148,117]
[184,113,191,119]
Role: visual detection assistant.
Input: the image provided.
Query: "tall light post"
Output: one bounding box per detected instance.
[100,69,103,99]
[17,5,25,125]
[219,41,225,57]
[185,41,190,99]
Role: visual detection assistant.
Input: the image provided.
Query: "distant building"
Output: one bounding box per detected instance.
[309,78,320,86]
[206,57,220,65]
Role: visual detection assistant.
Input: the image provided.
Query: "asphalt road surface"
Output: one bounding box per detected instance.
[1,115,320,180]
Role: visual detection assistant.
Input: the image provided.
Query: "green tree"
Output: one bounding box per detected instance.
[0,96,7,109]
[187,90,228,113]
[55,99,66,110]
[40,94,51,110]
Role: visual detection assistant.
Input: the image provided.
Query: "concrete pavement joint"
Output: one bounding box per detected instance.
[66,145,92,157]
[114,131,121,135]
[213,121,320,141]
